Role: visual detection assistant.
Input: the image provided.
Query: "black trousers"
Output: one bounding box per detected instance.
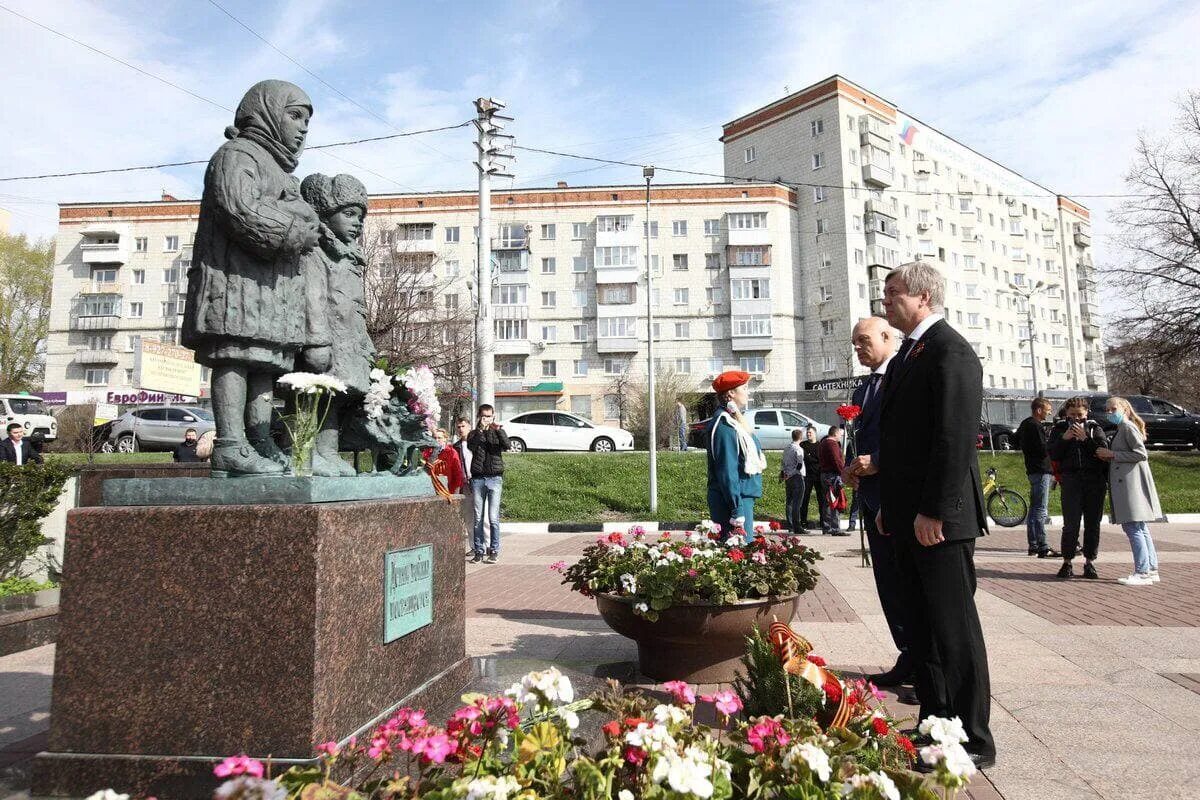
[1060,473,1107,562]
[800,472,825,526]
[864,507,910,657]
[893,535,995,757]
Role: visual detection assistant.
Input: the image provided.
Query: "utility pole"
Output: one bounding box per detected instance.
[473,97,514,413]
[1008,279,1057,396]
[644,166,658,513]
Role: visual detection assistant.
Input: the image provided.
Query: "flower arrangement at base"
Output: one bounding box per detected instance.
[189,666,969,800]
[365,360,442,434]
[558,523,822,620]
[276,372,347,477]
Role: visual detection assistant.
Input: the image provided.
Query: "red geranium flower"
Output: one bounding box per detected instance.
[728,548,745,563]
[871,716,889,736]
[601,720,621,738]
[896,734,917,757]
[769,520,781,531]
[822,676,843,703]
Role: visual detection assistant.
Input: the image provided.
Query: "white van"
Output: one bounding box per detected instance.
[0,394,57,441]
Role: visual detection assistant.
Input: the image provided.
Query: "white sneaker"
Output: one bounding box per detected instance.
[1147,571,1161,583]
[1117,574,1154,586]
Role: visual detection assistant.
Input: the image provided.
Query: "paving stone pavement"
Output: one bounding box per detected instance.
[5,522,1200,799]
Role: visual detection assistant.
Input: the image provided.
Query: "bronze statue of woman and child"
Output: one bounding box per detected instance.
[182,79,429,478]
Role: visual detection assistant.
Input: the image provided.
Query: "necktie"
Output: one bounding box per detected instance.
[864,373,882,411]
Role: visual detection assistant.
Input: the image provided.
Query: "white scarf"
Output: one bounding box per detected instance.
[713,411,766,475]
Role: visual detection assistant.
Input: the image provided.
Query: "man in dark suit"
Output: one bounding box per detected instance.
[872,261,995,768]
[843,316,912,686]
[0,423,44,465]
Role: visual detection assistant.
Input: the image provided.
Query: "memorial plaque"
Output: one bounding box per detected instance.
[384,545,433,643]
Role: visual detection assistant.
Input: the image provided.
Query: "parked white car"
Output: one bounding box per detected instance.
[0,394,57,442]
[500,411,635,452]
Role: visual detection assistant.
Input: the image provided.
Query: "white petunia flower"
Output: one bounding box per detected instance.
[625,722,677,753]
[650,746,717,799]
[841,771,899,800]
[919,715,969,746]
[557,707,580,730]
[784,742,832,782]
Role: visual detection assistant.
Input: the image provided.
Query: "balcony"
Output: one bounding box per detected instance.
[1043,238,1058,250]
[493,251,530,283]
[1083,323,1102,340]
[1087,370,1106,388]
[726,245,771,269]
[913,158,932,175]
[864,199,895,219]
[916,221,931,232]
[69,315,122,331]
[866,245,898,271]
[594,216,638,248]
[862,163,893,188]
[596,336,639,354]
[74,348,119,365]
[859,121,892,150]
[727,226,771,247]
[394,224,436,252]
[80,240,128,265]
[80,281,124,295]
[1073,225,1091,248]
[493,338,531,356]
[1041,217,1057,232]
[1007,202,1022,217]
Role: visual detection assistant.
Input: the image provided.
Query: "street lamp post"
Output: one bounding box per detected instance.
[1007,279,1058,395]
[644,165,657,514]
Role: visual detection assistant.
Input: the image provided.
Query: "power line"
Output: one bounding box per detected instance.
[0,2,231,113]
[0,122,472,183]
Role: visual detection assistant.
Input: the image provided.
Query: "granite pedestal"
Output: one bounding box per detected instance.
[32,490,473,799]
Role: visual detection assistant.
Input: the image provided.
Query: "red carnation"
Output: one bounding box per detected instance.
[769,520,781,531]
[871,716,889,736]
[822,677,842,703]
[728,548,745,563]
[896,734,917,757]
[836,404,862,422]
[806,654,826,667]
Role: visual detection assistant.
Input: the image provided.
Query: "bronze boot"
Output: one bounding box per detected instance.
[210,438,286,478]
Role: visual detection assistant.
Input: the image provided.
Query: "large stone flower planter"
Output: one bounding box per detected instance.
[596,593,800,683]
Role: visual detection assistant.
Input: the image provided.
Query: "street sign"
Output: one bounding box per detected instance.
[134,340,202,397]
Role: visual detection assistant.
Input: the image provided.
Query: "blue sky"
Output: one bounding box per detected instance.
[3,0,1200,301]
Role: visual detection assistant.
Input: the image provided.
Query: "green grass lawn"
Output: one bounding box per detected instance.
[500,450,1200,522]
[47,449,1200,522]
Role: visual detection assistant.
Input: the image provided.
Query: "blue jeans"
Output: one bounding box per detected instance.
[1026,473,1052,551]
[1121,521,1159,574]
[471,476,502,555]
[678,424,688,450]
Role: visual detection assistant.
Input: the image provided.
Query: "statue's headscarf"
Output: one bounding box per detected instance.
[225,80,313,173]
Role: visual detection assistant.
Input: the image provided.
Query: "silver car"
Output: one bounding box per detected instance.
[107,406,215,452]
[748,408,831,450]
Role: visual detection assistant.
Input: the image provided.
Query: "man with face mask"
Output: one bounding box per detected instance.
[173,428,202,463]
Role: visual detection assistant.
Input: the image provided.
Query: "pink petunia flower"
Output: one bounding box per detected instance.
[699,690,743,717]
[213,756,264,779]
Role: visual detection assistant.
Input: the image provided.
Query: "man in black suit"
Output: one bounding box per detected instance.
[0,423,44,465]
[843,316,912,686]
[872,262,995,768]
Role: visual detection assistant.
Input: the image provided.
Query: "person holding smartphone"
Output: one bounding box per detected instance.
[467,404,510,564]
[1047,396,1109,579]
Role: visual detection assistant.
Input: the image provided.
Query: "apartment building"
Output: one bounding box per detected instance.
[47,184,802,421]
[721,75,1105,392]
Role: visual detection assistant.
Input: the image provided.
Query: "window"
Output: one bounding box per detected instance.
[853,248,864,266]
[162,268,179,284]
[540,257,556,274]
[596,215,632,232]
[731,278,770,299]
[446,294,459,311]
[540,224,555,240]
[493,285,527,305]
[84,368,109,386]
[811,152,824,169]
[572,256,589,273]
[494,319,527,340]
[164,235,179,251]
[571,289,589,308]
[813,186,826,203]
[134,237,147,253]
[541,360,557,377]
[595,246,637,267]
[705,286,724,304]
[704,219,720,235]
[858,283,866,299]
[572,323,588,342]
[598,284,635,304]
[129,301,143,318]
[740,356,766,374]
[818,286,833,302]
[573,360,589,377]
[729,246,768,266]
[848,149,858,165]
[498,359,525,378]
[87,334,113,350]
[541,291,556,308]
[673,357,691,373]
[673,288,689,305]
[599,317,635,338]
[132,269,145,284]
[673,321,690,339]
[541,325,557,342]
[816,218,828,234]
[821,320,835,336]
[967,313,981,328]
[705,253,721,270]
[444,259,461,277]
[445,226,460,243]
[672,220,687,236]
[572,222,588,239]
[672,254,689,271]
[732,315,771,336]
[822,355,836,372]
[728,212,767,230]
[744,146,756,163]
[810,118,824,137]
[91,267,118,284]
[603,357,629,375]
[705,320,721,338]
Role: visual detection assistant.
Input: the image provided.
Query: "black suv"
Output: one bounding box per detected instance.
[1084,394,1200,449]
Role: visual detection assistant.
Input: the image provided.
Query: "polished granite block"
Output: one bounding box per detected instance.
[100,473,434,506]
[0,588,59,657]
[76,463,211,507]
[32,495,472,799]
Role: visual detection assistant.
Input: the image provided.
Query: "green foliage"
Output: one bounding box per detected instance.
[0,462,71,579]
[0,576,57,598]
[0,232,54,393]
[733,627,825,719]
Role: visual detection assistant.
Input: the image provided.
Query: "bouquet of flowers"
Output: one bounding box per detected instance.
[557,523,821,620]
[363,360,441,434]
[275,372,347,477]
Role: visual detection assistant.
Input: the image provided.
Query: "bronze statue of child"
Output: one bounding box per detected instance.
[298,173,376,476]
[182,79,319,477]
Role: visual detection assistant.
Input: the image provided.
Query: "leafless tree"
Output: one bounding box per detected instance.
[1106,90,1200,358]
[1105,337,1200,403]
[603,370,638,431]
[361,228,476,424]
[626,368,694,449]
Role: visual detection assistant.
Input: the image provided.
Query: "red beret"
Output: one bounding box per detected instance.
[712,370,751,393]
